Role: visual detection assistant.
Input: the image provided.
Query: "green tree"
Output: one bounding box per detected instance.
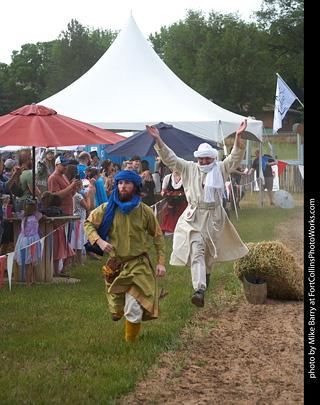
[0,63,13,114]
[150,11,274,116]
[0,20,117,113]
[8,41,57,102]
[199,13,274,115]
[0,57,39,114]
[255,0,304,103]
[150,11,209,90]
[44,19,117,98]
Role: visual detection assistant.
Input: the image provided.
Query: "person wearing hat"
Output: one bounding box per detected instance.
[84,170,166,343]
[0,155,23,249]
[48,156,82,215]
[130,155,141,173]
[146,120,249,308]
[3,159,16,180]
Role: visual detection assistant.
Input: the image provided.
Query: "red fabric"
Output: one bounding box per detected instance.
[30,243,35,283]
[76,221,81,246]
[0,255,6,291]
[0,104,125,147]
[277,160,288,176]
[48,172,73,215]
[160,201,187,233]
[53,227,74,261]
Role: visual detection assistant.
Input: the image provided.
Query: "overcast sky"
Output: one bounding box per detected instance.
[0,0,263,65]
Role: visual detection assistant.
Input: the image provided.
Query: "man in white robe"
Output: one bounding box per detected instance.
[146,120,249,307]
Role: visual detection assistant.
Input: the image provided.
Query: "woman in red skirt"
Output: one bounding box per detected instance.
[160,170,187,236]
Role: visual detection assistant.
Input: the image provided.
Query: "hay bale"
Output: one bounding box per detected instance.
[234,241,304,300]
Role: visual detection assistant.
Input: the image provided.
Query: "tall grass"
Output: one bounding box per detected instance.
[225,135,303,160]
[0,192,303,403]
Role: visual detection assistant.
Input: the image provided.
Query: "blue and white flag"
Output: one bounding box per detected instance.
[273,74,297,134]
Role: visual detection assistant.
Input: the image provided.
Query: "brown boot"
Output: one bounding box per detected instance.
[191,289,205,308]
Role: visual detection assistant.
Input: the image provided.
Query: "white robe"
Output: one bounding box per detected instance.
[155,142,249,268]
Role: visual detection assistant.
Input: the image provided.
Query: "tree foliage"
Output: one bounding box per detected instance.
[255,0,304,100]
[0,1,303,118]
[149,1,304,116]
[0,20,117,114]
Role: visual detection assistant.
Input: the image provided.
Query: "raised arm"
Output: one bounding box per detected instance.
[146,125,164,148]
[146,125,187,174]
[234,119,247,149]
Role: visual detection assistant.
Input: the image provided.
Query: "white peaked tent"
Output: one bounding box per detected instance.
[40,16,263,143]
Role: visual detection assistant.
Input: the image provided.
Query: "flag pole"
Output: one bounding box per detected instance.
[276,73,304,108]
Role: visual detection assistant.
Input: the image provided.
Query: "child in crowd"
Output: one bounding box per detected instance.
[71,181,95,266]
[39,191,52,210]
[14,198,43,285]
[40,192,68,217]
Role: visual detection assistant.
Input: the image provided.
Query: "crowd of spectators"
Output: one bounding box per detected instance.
[0,148,172,278]
[0,145,256,280]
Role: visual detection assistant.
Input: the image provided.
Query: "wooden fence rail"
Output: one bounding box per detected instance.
[278,164,304,193]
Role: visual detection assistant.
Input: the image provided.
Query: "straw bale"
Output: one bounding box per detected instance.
[234,241,304,300]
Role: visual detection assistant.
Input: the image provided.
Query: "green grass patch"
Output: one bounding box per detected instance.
[0,192,303,403]
[250,140,300,160]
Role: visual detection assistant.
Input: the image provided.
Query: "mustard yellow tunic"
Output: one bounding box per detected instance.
[84,202,165,321]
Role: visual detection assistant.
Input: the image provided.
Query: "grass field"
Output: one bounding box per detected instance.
[0,192,304,404]
[224,134,303,161]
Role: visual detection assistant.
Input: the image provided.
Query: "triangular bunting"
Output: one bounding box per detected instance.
[64,223,69,244]
[7,253,14,292]
[39,237,45,257]
[48,234,53,263]
[20,248,26,285]
[76,221,81,248]
[277,160,288,177]
[0,255,7,291]
[261,155,269,171]
[298,165,304,179]
[30,243,35,283]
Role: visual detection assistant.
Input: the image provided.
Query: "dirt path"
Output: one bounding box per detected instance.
[123,211,304,404]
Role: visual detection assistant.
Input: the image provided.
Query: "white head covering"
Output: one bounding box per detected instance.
[194,143,218,159]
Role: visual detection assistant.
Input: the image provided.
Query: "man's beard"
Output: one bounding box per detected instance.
[28,162,32,170]
[118,189,136,202]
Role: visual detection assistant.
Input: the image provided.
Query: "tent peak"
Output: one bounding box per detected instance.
[39,15,263,143]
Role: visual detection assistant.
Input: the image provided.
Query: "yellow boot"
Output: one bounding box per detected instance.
[125,319,141,343]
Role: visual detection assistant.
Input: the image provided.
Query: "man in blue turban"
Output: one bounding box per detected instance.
[84,170,166,343]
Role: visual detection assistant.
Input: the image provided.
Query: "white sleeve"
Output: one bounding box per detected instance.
[162,174,171,190]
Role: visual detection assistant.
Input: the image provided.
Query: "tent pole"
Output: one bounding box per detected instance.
[259,142,263,208]
[229,177,239,221]
[219,121,238,219]
[32,146,36,200]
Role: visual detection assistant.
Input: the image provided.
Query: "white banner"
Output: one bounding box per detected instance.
[273,74,297,134]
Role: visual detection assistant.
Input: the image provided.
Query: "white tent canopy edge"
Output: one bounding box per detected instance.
[40,16,263,143]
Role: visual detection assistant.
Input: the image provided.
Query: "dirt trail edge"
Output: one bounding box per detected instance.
[123,211,304,405]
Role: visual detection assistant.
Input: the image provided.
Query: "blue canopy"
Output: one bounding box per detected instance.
[104,123,221,157]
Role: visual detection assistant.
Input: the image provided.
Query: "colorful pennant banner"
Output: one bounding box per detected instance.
[1,222,66,291]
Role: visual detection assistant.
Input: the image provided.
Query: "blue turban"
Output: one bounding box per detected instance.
[114,169,142,192]
[85,170,142,255]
